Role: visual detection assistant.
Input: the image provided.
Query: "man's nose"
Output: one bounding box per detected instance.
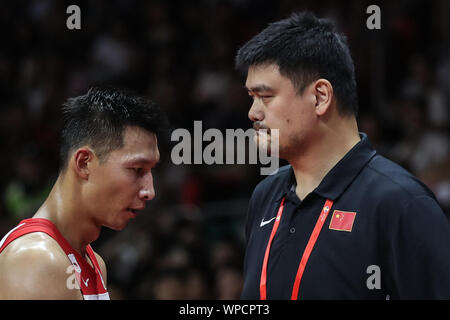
[139,173,155,201]
[248,100,264,122]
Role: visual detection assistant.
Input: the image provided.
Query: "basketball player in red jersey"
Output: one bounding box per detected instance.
[0,87,167,299]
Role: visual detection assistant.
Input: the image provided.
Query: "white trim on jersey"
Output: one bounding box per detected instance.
[83,292,110,300]
[0,223,26,249]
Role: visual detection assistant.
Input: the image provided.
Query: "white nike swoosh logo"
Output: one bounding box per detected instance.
[260,216,277,227]
[82,278,89,287]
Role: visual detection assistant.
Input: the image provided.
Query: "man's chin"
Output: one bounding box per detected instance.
[104,218,133,231]
[254,133,269,151]
[254,130,280,157]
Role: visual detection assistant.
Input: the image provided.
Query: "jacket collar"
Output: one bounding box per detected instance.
[277,132,377,202]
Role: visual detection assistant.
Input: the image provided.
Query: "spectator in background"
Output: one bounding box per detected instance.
[215,266,243,299]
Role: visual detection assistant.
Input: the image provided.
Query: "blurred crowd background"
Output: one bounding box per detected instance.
[0,0,448,299]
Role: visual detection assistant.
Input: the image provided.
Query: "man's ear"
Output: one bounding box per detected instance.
[313,79,333,116]
[72,147,95,180]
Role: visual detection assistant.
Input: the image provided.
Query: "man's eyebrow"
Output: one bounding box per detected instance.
[245,85,274,93]
[126,156,159,165]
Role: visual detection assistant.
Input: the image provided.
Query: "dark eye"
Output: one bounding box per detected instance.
[132,168,144,175]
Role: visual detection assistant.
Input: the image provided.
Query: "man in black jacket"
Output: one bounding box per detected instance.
[235,11,450,299]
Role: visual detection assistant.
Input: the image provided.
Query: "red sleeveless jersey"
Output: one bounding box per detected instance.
[0,218,110,300]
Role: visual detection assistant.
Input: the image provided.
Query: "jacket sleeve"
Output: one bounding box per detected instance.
[387,195,450,299]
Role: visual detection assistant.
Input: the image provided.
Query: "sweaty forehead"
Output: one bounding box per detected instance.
[117,126,160,161]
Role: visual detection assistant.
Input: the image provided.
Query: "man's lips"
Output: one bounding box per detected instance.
[253,122,271,134]
[126,207,145,214]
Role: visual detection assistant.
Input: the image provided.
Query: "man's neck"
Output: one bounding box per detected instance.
[290,126,360,200]
[33,176,101,257]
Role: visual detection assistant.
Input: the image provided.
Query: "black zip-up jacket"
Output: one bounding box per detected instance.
[241,133,450,299]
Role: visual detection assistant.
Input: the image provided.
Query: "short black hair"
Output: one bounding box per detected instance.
[59,86,168,171]
[235,11,358,117]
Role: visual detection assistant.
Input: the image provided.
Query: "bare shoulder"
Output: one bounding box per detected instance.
[92,249,107,282]
[0,232,82,299]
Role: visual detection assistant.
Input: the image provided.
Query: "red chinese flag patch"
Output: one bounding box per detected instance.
[329,210,356,232]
